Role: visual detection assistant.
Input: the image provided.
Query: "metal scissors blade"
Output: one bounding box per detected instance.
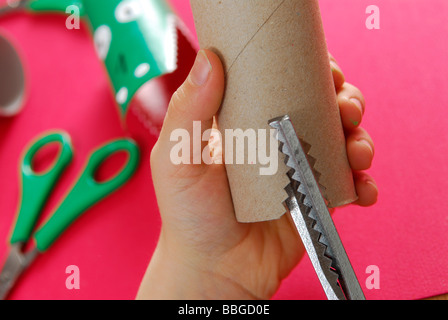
[269,115,365,300]
[0,0,28,16]
[0,244,37,300]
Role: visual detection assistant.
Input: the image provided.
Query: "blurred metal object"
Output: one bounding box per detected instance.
[0,244,37,300]
[0,0,28,16]
[0,33,25,117]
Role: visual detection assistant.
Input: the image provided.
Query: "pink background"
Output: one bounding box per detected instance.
[0,0,447,300]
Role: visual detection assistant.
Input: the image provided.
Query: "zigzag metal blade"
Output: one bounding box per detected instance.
[283,187,344,300]
[276,119,335,260]
[270,115,365,301]
[283,170,344,300]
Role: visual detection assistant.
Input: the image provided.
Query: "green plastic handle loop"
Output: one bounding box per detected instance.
[33,138,140,252]
[27,0,84,15]
[10,131,74,245]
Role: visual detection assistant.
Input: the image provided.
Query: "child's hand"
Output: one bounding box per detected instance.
[137,50,377,300]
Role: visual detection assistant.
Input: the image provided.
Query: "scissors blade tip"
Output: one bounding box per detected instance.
[0,244,36,300]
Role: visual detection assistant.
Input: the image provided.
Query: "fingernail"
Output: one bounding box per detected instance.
[189,50,212,87]
[330,60,341,73]
[350,119,360,127]
[350,98,364,115]
[366,180,378,190]
[357,139,374,155]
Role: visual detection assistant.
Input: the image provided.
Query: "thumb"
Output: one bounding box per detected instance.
[161,49,225,138]
[151,49,225,174]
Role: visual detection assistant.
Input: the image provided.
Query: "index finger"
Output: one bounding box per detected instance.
[329,53,345,90]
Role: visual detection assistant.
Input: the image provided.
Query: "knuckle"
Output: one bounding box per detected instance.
[168,85,191,118]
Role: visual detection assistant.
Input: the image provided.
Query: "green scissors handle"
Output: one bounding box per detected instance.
[0,0,84,16]
[10,131,74,245]
[33,138,140,252]
[27,0,83,13]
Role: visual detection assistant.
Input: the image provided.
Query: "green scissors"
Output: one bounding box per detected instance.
[0,131,140,299]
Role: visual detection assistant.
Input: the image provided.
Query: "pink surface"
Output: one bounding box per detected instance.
[0,0,447,300]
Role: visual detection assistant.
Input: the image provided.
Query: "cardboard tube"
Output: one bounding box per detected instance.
[191,0,358,222]
[0,34,25,117]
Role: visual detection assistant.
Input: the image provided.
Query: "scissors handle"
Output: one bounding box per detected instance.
[26,0,84,14]
[0,0,83,16]
[10,131,74,245]
[33,138,140,252]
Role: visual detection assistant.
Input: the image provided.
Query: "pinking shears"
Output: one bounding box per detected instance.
[270,115,365,300]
